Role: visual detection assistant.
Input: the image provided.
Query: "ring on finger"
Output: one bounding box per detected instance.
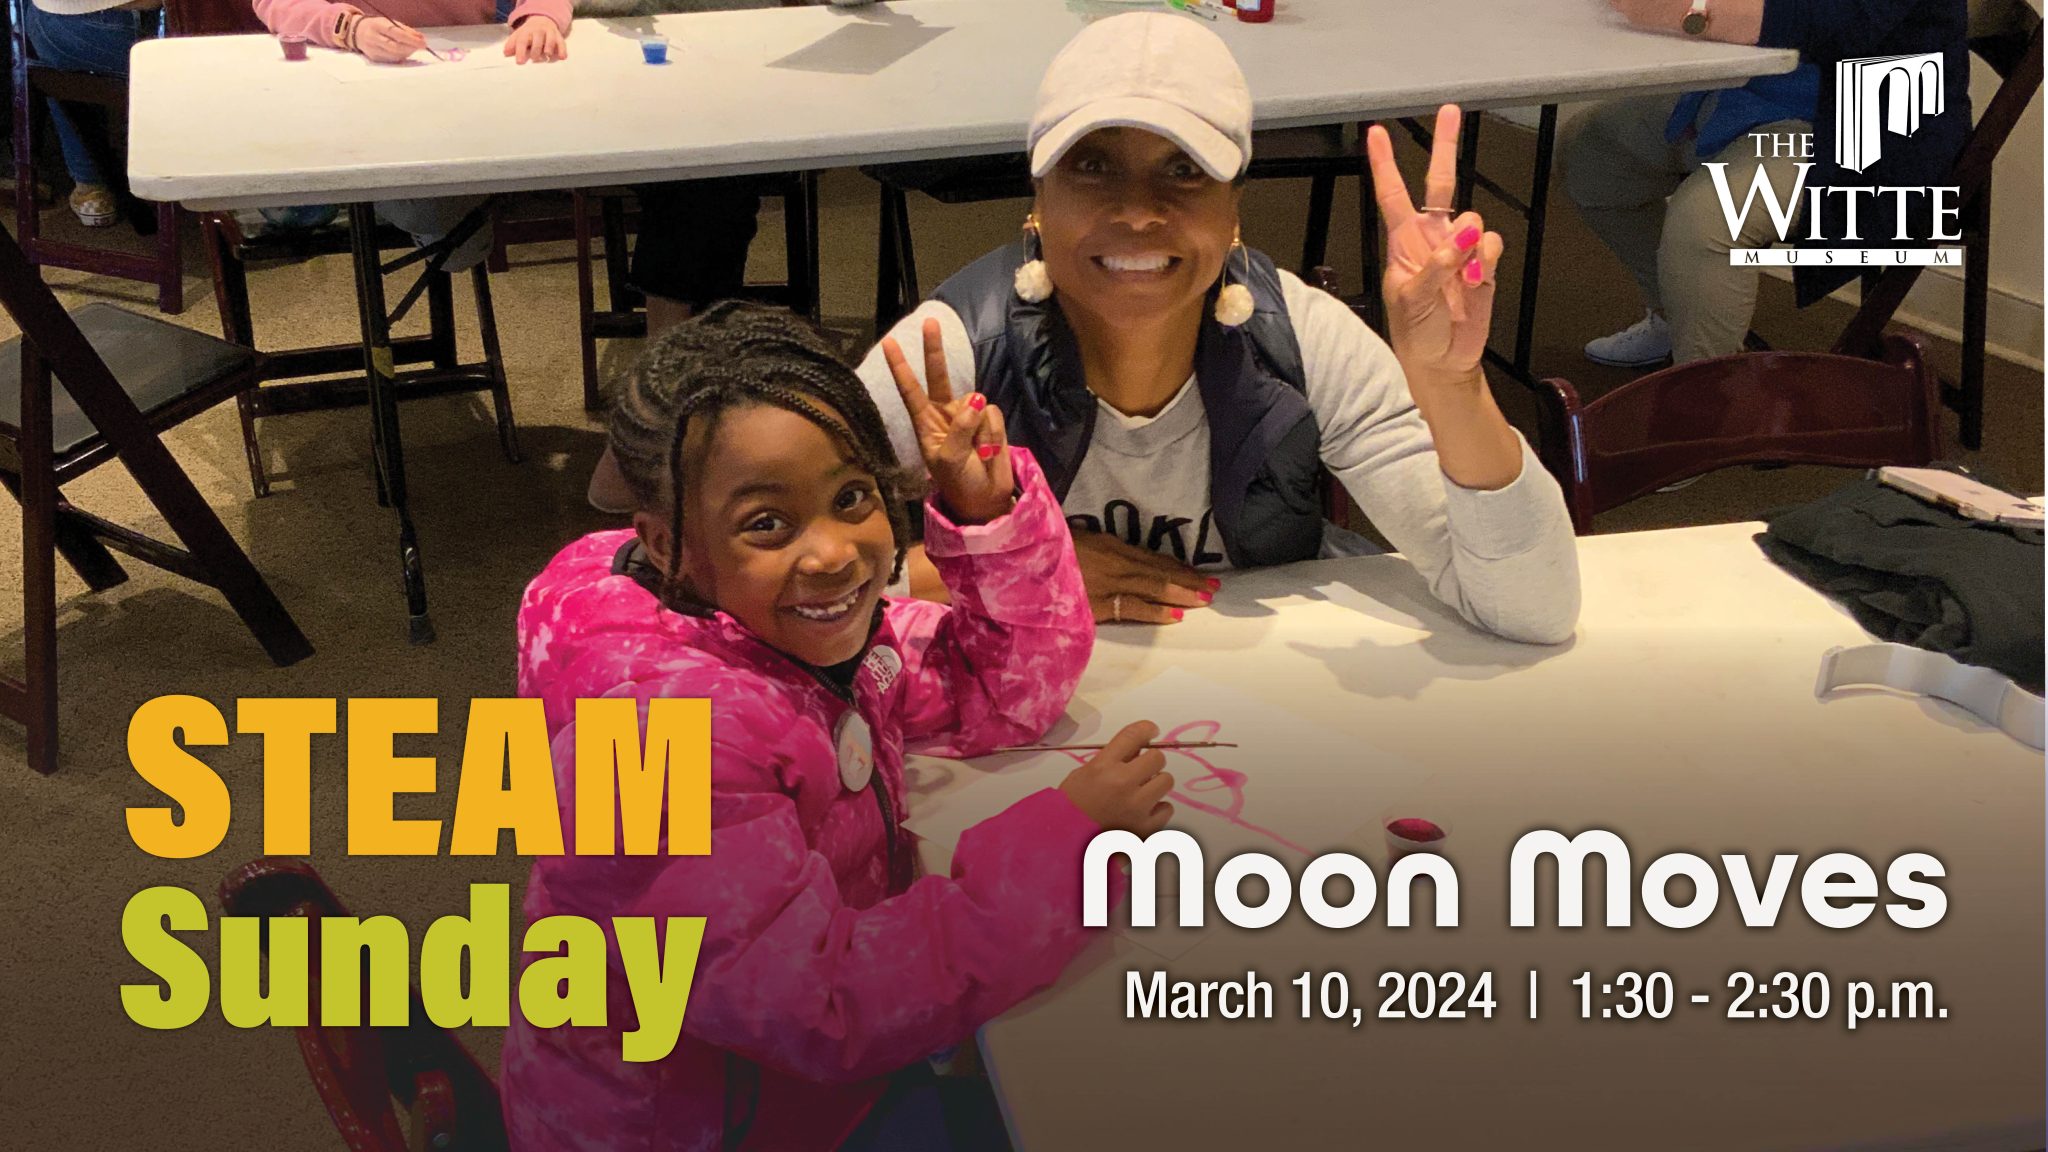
[1111,593,1123,623]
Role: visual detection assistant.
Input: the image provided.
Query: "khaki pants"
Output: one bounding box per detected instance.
[1560,92,1812,363]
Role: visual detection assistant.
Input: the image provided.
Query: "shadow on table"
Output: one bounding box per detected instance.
[1279,561,1577,699]
[1816,685,2013,741]
[1209,552,1462,631]
[769,11,947,75]
[1290,626,1574,702]
[601,17,661,40]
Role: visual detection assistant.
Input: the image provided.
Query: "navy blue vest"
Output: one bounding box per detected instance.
[931,244,1326,568]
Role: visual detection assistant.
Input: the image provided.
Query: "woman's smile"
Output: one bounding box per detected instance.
[1093,251,1182,278]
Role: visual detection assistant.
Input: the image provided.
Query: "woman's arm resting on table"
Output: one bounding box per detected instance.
[1609,0,1764,45]
[1610,0,1929,57]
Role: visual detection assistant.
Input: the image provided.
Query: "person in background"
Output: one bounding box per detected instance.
[855,13,1580,643]
[503,302,1166,1151]
[250,0,570,265]
[1568,0,1968,368]
[256,0,567,61]
[585,0,875,513]
[21,0,161,228]
[1560,64,1818,367]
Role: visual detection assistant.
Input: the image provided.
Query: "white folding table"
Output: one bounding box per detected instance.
[910,522,2043,1151]
[128,0,1796,638]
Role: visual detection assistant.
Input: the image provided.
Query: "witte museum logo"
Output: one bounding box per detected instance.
[1712,52,1963,268]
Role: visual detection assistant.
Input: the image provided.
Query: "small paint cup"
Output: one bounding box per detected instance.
[1382,811,1451,862]
[640,35,669,65]
[279,34,308,61]
[1234,0,1275,23]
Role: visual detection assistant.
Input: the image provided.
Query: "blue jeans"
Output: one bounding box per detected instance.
[22,6,159,187]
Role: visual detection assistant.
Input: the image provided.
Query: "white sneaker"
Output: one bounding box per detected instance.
[1584,311,1672,368]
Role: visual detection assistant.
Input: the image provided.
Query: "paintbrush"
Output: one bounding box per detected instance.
[390,20,466,62]
[992,740,1238,754]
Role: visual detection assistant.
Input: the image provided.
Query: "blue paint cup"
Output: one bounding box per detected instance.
[641,35,669,64]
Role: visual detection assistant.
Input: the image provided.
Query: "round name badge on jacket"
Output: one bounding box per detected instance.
[835,710,874,792]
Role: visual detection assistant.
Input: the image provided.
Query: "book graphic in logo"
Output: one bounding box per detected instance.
[1836,52,1945,173]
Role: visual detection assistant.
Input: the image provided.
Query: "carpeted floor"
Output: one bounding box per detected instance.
[1,121,2039,1150]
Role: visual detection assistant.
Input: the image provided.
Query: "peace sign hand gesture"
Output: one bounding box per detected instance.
[1365,106,1505,390]
[881,318,1016,525]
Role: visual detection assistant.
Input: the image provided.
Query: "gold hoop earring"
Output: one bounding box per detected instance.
[1014,213,1053,303]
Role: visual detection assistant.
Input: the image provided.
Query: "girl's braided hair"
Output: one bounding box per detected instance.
[607,301,920,614]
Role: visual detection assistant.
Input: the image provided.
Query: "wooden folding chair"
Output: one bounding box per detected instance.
[7,0,184,314]
[1834,0,2042,449]
[220,858,508,1152]
[198,210,519,497]
[1535,335,1941,534]
[0,223,310,774]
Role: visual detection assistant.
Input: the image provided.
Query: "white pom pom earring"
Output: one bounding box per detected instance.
[1013,214,1054,303]
[1213,228,1254,327]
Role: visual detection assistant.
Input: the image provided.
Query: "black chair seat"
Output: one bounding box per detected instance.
[1248,124,1357,171]
[0,303,257,463]
[861,154,1032,203]
[226,216,421,262]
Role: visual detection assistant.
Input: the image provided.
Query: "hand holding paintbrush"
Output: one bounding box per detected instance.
[1055,721,1179,836]
[347,15,428,63]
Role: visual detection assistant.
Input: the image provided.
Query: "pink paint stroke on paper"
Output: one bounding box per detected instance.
[1063,719,1309,855]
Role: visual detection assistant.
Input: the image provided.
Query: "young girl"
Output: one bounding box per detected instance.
[254,0,567,64]
[502,303,1173,1151]
[249,0,568,264]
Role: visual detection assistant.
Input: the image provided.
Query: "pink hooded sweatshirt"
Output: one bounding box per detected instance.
[502,450,1112,1152]
[253,0,570,50]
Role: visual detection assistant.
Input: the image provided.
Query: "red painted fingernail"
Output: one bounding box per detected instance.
[1171,609,1184,622]
[1198,591,1213,604]
[977,443,996,460]
[1205,577,1221,591]
[1464,257,1484,285]
[968,394,987,412]
[1455,226,1481,251]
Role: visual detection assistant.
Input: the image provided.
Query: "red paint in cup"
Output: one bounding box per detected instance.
[1235,0,1275,23]
[1383,815,1450,861]
[280,34,308,61]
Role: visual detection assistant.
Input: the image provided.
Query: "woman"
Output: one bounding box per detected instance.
[858,12,1579,644]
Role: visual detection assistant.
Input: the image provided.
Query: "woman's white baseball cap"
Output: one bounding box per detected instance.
[1027,12,1254,183]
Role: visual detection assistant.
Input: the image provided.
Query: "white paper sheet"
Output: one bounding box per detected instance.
[903,667,1421,862]
[300,32,517,83]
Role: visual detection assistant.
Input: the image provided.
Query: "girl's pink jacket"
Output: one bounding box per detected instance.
[502,451,1106,1151]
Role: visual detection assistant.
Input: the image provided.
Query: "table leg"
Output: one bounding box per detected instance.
[1511,104,1559,381]
[1454,110,1481,213]
[1475,105,1559,395]
[347,202,435,645]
